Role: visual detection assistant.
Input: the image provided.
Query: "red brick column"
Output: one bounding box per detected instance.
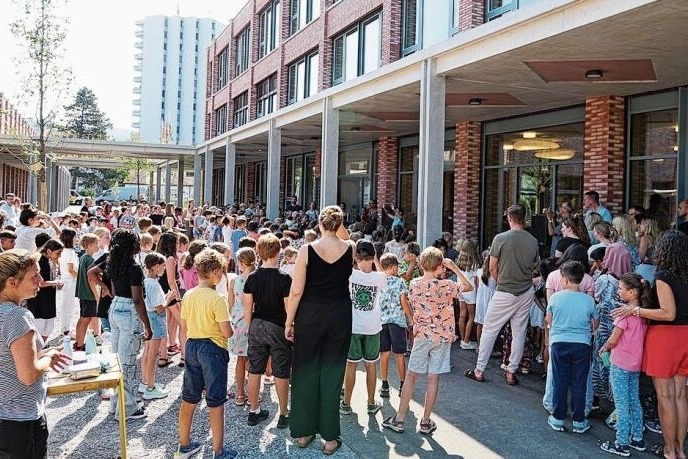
[458,0,484,32]
[583,96,625,216]
[377,137,399,218]
[454,121,482,241]
[381,0,402,64]
[244,161,255,203]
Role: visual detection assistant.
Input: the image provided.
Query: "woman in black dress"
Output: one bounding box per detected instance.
[286,206,353,454]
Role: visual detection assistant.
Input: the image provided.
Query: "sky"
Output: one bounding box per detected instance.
[0,0,247,137]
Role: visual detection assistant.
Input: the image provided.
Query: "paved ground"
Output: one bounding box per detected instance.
[45,299,663,458]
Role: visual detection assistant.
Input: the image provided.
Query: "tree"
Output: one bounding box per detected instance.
[69,167,128,192]
[118,157,155,198]
[62,87,112,139]
[10,0,72,210]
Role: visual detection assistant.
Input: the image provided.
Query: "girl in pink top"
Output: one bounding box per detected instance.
[598,273,649,456]
[179,240,208,291]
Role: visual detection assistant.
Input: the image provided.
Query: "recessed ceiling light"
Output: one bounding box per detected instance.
[468,98,483,106]
[535,149,575,160]
[522,132,537,139]
[585,69,604,79]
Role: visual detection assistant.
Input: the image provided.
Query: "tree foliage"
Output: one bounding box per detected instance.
[62,87,112,139]
[70,167,128,192]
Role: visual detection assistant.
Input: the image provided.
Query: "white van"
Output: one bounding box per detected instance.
[95,185,147,204]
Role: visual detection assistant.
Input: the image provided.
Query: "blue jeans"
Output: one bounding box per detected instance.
[610,364,643,446]
[109,297,143,418]
[543,345,593,415]
[551,342,591,422]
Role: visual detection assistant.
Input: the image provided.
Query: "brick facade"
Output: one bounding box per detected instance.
[453,121,481,241]
[377,137,398,217]
[244,161,256,203]
[583,96,625,216]
[458,0,485,32]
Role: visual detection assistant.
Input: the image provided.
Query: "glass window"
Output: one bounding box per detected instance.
[486,0,536,21]
[259,0,280,59]
[215,104,227,136]
[628,109,679,228]
[233,91,248,127]
[216,47,228,90]
[254,162,267,203]
[451,0,460,33]
[235,26,251,76]
[402,0,420,55]
[257,75,277,118]
[363,17,380,73]
[285,155,304,201]
[398,146,418,218]
[287,51,319,105]
[235,164,245,203]
[345,31,359,82]
[290,0,319,36]
[332,12,381,86]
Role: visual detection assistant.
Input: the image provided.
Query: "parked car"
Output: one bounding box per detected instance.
[95,185,147,204]
[69,189,84,205]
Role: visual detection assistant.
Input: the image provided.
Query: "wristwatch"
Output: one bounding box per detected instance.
[633,306,641,317]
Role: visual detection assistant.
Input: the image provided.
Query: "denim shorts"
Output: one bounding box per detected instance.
[347,333,380,363]
[182,339,229,407]
[407,339,451,374]
[380,323,407,354]
[146,310,167,340]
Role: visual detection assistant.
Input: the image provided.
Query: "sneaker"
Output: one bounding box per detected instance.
[99,388,116,400]
[174,441,201,459]
[247,409,269,426]
[572,420,590,434]
[380,382,390,398]
[547,415,565,432]
[500,363,508,371]
[382,416,405,433]
[644,419,662,434]
[520,367,530,375]
[142,386,169,400]
[465,341,478,350]
[263,375,275,385]
[419,418,437,435]
[599,441,630,457]
[367,401,382,415]
[542,404,554,415]
[629,439,646,452]
[95,335,103,346]
[115,408,147,422]
[535,354,544,364]
[138,382,165,393]
[339,401,352,415]
[276,414,290,429]
[212,446,238,459]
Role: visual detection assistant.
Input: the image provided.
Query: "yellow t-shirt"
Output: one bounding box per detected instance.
[181,286,230,349]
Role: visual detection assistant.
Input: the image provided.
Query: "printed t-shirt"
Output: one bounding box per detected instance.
[547,290,598,345]
[408,278,460,343]
[379,275,409,328]
[349,269,386,335]
[611,315,647,372]
[181,286,230,349]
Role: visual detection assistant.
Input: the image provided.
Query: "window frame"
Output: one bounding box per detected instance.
[290,0,320,36]
[402,0,422,56]
[332,12,381,86]
[287,50,319,105]
[234,26,251,77]
[216,47,229,91]
[256,74,278,118]
[215,104,228,136]
[258,0,280,59]
[233,91,249,128]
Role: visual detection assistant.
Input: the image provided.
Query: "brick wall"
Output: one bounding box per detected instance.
[381,0,401,64]
[1,164,29,199]
[458,0,484,31]
[244,161,256,202]
[583,96,625,216]
[453,121,482,241]
[377,137,398,217]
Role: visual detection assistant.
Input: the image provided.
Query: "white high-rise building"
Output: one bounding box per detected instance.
[132,16,223,145]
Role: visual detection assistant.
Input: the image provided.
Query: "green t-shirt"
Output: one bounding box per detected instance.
[489,229,539,295]
[76,253,95,301]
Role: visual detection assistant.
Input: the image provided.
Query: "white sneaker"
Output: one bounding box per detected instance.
[142,386,169,400]
[138,382,165,393]
[95,335,104,346]
[465,341,478,350]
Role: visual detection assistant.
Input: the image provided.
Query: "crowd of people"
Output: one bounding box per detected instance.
[0,189,687,459]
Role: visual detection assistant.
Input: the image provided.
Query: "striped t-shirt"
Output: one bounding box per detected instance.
[0,302,47,421]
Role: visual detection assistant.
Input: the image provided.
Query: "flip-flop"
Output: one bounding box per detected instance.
[322,438,342,455]
[649,444,666,458]
[295,435,315,448]
[504,372,519,386]
[464,369,485,382]
[157,358,172,368]
[235,395,247,406]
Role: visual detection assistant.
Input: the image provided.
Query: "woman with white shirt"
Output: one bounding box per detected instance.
[14,206,61,252]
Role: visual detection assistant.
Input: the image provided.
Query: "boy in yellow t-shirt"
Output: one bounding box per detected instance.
[177,248,236,459]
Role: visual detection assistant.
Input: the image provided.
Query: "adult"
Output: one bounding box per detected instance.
[583,190,613,223]
[285,205,353,454]
[546,201,573,257]
[286,196,302,213]
[554,215,590,258]
[647,193,672,232]
[14,206,61,252]
[612,230,688,459]
[678,199,688,236]
[0,249,70,458]
[0,193,18,223]
[636,217,660,284]
[588,221,615,259]
[106,229,152,420]
[466,204,539,385]
[612,215,641,268]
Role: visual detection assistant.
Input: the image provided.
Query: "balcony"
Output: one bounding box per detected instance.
[135,30,143,38]
[132,98,141,106]
[135,53,142,61]
[133,86,141,94]
[132,109,140,117]
[131,122,140,129]
[133,75,142,83]
[134,63,142,72]
[135,41,143,49]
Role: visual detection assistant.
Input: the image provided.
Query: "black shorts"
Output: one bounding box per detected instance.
[247,318,293,379]
[79,299,98,318]
[380,323,407,354]
[97,295,112,319]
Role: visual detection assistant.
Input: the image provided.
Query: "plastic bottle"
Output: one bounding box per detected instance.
[100,330,112,355]
[62,335,73,358]
[85,330,97,355]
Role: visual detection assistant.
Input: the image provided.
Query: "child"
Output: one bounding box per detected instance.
[378,253,413,399]
[140,252,174,399]
[382,247,471,435]
[58,228,79,337]
[228,247,256,406]
[177,248,235,459]
[545,260,599,434]
[340,240,387,416]
[474,250,496,348]
[230,216,248,256]
[137,233,154,266]
[599,273,649,456]
[456,240,481,350]
[74,233,99,350]
[243,234,292,428]
[399,242,421,353]
[25,239,64,341]
[180,240,209,292]
[209,242,232,298]
[280,245,298,277]
[384,225,406,259]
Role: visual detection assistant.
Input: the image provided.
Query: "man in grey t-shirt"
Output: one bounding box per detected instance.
[466,204,539,385]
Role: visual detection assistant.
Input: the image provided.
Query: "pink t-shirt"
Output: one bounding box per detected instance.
[408,278,460,343]
[546,270,595,296]
[611,315,647,372]
[180,266,199,291]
